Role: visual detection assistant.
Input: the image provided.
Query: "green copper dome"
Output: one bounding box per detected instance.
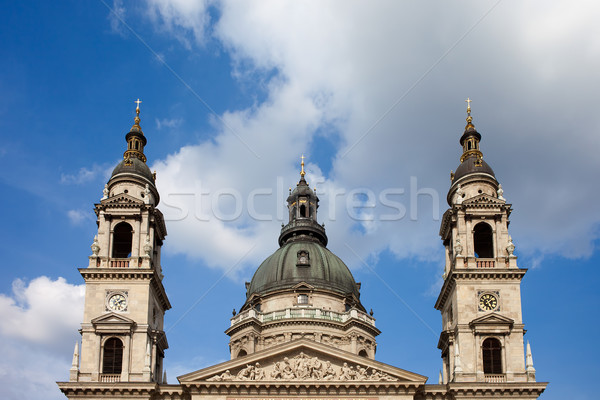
[247,240,361,301]
[243,160,363,312]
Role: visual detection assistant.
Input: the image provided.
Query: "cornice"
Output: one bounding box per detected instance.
[79,268,171,310]
[226,315,380,337]
[184,381,421,396]
[439,209,453,239]
[445,381,548,397]
[435,269,526,310]
[57,382,160,397]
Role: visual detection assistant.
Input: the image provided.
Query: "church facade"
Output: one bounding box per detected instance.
[57,102,548,399]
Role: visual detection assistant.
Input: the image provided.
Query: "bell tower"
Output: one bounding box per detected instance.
[70,101,171,384]
[435,100,536,384]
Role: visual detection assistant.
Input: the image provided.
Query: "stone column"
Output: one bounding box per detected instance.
[122,334,131,381]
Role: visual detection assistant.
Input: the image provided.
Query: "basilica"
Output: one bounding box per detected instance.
[57,101,548,399]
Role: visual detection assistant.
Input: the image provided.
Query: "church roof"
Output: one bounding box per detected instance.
[246,240,361,302]
[110,157,155,183]
[452,156,495,183]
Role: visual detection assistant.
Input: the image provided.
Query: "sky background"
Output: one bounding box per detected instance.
[0,1,599,399]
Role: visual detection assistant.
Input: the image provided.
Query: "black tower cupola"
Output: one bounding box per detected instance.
[278,156,327,246]
[459,98,483,164]
[123,99,148,164]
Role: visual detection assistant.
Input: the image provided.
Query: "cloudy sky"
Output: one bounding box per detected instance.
[0,1,598,399]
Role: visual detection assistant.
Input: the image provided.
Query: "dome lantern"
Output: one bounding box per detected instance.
[278,155,327,246]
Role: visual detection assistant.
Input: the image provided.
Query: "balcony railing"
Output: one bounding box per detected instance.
[484,373,506,383]
[110,259,130,268]
[231,307,375,327]
[476,259,495,268]
[100,374,121,382]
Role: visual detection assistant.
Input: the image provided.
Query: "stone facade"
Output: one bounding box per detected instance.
[57,105,547,399]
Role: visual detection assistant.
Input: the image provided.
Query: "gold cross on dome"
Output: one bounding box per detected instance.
[300,154,306,177]
[134,98,142,110]
[465,97,472,114]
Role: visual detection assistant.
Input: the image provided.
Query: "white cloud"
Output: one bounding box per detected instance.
[142,0,600,274]
[67,209,91,225]
[146,0,213,48]
[60,163,112,185]
[0,277,84,344]
[0,277,84,399]
[156,117,184,130]
[107,0,127,36]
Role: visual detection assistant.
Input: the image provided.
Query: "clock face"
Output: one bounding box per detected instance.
[108,293,127,311]
[479,293,498,311]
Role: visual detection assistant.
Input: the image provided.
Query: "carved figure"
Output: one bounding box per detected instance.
[91,235,100,256]
[237,364,253,380]
[339,362,355,380]
[323,361,336,380]
[356,366,368,380]
[222,370,233,380]
[454,238,463,257]
[310,356,323,379]
[254,362,265,380]
[143,235,152,257]
[208,369,233,381]
[270,362,283,379]
[281,357,295,379]
[102,184,109,200]
[507,236,515,256]
[497,184,505,201]
[144,183,151,204]
[455,184,464,204]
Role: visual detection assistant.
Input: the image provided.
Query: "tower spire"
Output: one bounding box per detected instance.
[459,97,483,164]
[131,99,142,132]
[123,98,148,163]
[465,97,474,130]
[300,154,306,179]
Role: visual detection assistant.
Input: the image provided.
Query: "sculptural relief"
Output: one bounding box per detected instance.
[207,353,397,382]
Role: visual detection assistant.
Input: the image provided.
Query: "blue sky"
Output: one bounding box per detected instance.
[0,1,599,399]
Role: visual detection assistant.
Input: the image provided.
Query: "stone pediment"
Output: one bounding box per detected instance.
[462,193,505,206]
[292,282,315,290]
[469,313,514,334]
[91,312,135,333]
[470,313,514,326]
[102,193,144,206]
[179,339,426,384]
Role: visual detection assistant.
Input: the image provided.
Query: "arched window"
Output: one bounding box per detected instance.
[112,222,133,258]
[300,204,307,217]
[290,206,297,220]
[358,349,368,358]
[102,337,123,374]
[237,349,247,358]
[482,338,502,374]
[473,222,493,258]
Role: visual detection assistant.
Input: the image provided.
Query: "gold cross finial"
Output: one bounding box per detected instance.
[465,97,472,115]
[135,98,142,114]
[300,154,306,178]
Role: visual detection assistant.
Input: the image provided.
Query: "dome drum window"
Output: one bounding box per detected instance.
[297,250,310,267]
[297,294,309,304]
